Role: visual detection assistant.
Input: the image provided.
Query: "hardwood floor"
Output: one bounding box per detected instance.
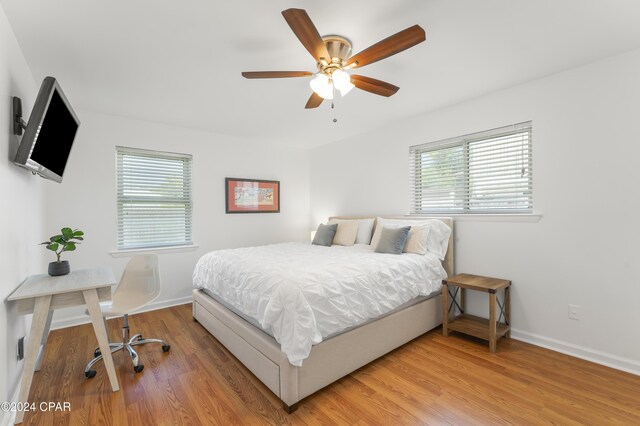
[23,303,640,425]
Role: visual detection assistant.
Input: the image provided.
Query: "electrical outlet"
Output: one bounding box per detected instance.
[17,336,25,361]
[568,304,580,320]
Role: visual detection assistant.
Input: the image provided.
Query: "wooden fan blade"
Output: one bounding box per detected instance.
[282,9,330,62]
[242,71,312,79]
[305,92,324,109]
[351,75,399,97]
[346,25,426,69]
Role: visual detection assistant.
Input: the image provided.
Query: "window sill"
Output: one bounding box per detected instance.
[408,214,542,223]
[109,244,200,258]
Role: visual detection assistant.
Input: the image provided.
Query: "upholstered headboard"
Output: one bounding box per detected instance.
[328,216,454,278]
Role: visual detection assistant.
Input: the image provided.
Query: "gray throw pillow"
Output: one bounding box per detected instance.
[312,223,338,246]
[374,226,410,254]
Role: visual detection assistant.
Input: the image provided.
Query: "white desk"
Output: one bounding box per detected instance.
[7,268,120,424]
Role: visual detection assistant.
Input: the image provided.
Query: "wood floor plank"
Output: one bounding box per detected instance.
[359,361,463,424]
[22,303,640,425]
[433,334,640,421]
[177,371,243,426]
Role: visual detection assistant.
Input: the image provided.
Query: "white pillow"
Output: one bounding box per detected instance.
[329,218,375,245]
[420,219,452,260]
[331,220,359,246]
[371,217,451,260]
[355,218,374,244]
[403,224,431,255]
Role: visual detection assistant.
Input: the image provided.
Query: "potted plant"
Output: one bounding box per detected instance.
[41,227,84,276]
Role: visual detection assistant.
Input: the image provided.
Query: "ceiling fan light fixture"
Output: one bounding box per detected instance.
[310,73,334,100]
[332,69,355,96]
[242,9,426,109]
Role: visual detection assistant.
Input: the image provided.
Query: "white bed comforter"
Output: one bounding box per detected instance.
[193,242,446,366]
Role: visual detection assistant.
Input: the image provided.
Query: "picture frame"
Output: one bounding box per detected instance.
[225,177,280,214]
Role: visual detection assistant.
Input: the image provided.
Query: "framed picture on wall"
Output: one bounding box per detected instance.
[225,178,280,214]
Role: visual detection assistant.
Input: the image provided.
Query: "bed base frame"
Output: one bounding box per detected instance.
[192,216,453,411]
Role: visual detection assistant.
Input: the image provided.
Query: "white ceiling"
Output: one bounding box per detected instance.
[3,0,640,148]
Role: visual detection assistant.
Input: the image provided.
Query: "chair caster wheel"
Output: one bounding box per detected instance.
[85,370,97,379]
[134,364,144,373]
[94,349,101,357]
[162,344,171,353]
[137,336,144,341]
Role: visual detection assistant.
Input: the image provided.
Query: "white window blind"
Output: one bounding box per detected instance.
[410,122,532,214]
[116,146,192,250]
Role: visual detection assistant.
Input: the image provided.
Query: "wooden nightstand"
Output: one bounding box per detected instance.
[442,273,511,352]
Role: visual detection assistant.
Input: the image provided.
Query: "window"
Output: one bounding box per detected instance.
[410,122,532,214]
[116,146,192,250]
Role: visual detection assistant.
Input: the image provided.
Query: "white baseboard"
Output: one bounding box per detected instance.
[511,328,640,376]
[50,295,193,330]
[1,386,19,426]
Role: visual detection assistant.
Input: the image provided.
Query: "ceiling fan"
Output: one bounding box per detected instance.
[241,8,426,109]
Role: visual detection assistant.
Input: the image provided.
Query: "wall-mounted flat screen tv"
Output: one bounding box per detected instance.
[14,76,80,183]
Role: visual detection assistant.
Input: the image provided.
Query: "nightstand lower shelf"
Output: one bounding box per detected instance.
[448,314,509,341]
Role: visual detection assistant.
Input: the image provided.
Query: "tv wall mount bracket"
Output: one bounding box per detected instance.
[13,97,28,136]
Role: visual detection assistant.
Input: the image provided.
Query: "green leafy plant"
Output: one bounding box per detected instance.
[40,227,84,263]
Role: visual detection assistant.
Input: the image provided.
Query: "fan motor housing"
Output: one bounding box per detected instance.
[321,35,352,68]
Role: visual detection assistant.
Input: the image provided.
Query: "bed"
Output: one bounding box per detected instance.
[192,216,454,412]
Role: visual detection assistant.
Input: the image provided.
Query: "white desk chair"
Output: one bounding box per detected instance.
[85,254,170,378]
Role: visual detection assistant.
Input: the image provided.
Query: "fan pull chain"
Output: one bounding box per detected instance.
[331,84,338,123]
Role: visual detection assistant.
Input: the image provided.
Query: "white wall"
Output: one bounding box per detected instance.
[310,49,640,374]
[44,111,310,327]
[0,2,45,414]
